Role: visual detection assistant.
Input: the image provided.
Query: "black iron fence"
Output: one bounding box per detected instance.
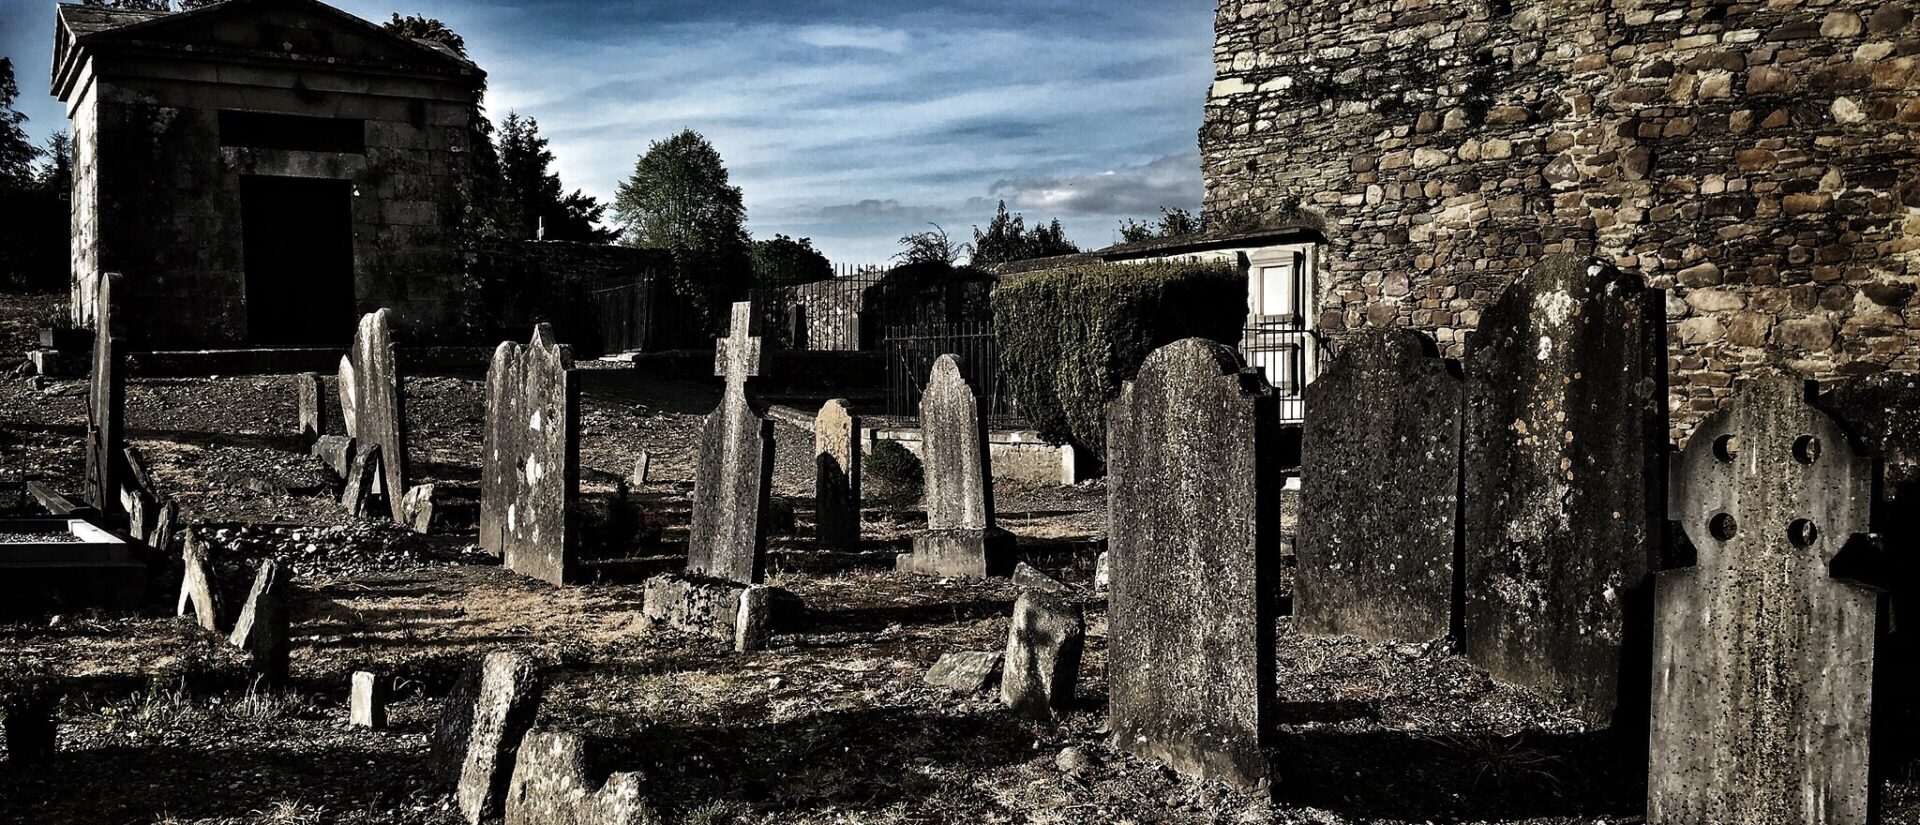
[1239,326,1328,424]
[882,320,1024,429]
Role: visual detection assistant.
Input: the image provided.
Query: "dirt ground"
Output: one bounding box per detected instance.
[3,290,1917,824]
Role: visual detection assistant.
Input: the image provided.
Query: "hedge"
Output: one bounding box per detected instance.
[992,259,1247,460]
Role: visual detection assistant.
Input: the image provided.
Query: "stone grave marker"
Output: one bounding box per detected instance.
[480,325,579,584]
[311,435,356,479]
[1106,338,1280,795]
[294,372,327,444]
[1296,327,1463,645]
[351,671,387,729]
[1463,254,1665,725]
[84,272,126,515]
[1649,379,1881,822]
[630,452,650,486]
[925,651,1002,692]
[341,445,385,518]
[228,558,289,688]
[895,355,1014,577]
[439,651,542,825]
[506,730,655,825]
[1000,589,1083,722]
[814,398,861,549]
[339,310,408,523]
[686,302,773,583]
[177,532,220,631]
[148,499,177,553]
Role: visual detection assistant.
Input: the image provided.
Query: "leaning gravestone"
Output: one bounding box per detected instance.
[84,272,126,516]
[506,731,655,825]
[177,532,220,631]
[1296,327,1462,645]
[1106,338,1279,795]
[434,651,542,825]
[294,372,327,444]
[894,355,1014,577]
[685,302,773,583]
[480,325,580,585]
[1649,379,1880,823]
[1000,589,1084,722]
[339,310,408,524]
[814,399,861,549]
[228,559,289,688]
[1462,255,1665,726]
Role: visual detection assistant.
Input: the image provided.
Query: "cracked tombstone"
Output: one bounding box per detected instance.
[506,730,657,825]
[480,325,579,584]
[814,398,861,550]
[83,272,126,516]
[1000,589,1084,722]
[894,355,1014,577]
[227,559,289,689]
[925,651,1003,693]
[434,651,542,825]
[177,531,220,631]
[1649,379,1882,823]
[1463,254,1666,726]
[1106,338,1280,796]
[338,310,408,524]
[1297,327,1462,645]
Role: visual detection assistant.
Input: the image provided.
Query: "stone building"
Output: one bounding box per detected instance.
[1200,0,1920,434]
[51,0,486,348]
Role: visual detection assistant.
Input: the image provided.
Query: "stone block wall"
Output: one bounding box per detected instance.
[1204,0,1920,438]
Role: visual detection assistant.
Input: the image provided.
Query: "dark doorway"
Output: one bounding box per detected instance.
[241,176,356,345]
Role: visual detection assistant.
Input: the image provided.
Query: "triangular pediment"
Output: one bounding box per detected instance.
[60,0,476,75]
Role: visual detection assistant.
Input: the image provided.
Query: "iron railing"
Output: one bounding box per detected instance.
[882,320,1024,429]
[1239,326,1328,424]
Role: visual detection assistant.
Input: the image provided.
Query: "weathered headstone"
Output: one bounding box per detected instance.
[895,355,1014,577]
[350,671,387,729]
[339,310,408,523]
[341,445,385,518]
[177,532,220,631]
[148,499,177,553]
[1000,589,1084,722]
[401,483,438,535]
[630,452,650,486]
[228,559,289,688]
[480,325,580,585]
[294,372,327,444]
[84,272,126,515]
[814,399,861,549]
[1463,255,1665,725]
[685,302,773,584]
[1296,327,1462,645]
[925,651,1003,692]
[1011,561,1068,594]
[506,730,656,825]
[1093,551,1109,594]
[1106,338,1279,795]
[311,435,356,479]
[639,575,779,653]
[447,651,542,825]
[1649,379,1880,823]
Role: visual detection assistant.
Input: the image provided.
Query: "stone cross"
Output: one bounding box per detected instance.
[1649,379,1880,822]
[686,301,773,584]
[714,301,763,394]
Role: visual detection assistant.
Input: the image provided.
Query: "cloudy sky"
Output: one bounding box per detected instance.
[1,0,1215,265]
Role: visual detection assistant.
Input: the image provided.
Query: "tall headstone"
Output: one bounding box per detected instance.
[1649,379,1880,823]
[294,372,327,444]
[1296,328,1463,644]
[84,272,126,515]
[480,325,580,585]
[894,355,1014,577]
[228,558,289,688]
[1462,255,1665,725]
[1106,338,1279,795]
[685,302,772,584]
[814,399,861,549]
[340,310,408,523]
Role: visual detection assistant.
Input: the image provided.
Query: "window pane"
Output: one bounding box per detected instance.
[1259,265,1294,317]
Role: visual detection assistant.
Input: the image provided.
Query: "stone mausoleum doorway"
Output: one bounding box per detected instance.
[241,175,356,346]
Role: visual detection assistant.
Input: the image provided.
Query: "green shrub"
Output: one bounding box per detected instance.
[993,259,1246,459]
[863,439,924,508]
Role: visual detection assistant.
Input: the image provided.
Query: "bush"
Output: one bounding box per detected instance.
[993,259,1246,460]
[863,439,924,508]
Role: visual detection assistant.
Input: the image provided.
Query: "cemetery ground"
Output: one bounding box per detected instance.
[1,292,1918,825]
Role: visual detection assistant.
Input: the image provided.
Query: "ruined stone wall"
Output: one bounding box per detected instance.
[1204,0,1920,438]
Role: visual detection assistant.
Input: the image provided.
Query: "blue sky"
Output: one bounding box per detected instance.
[1,0,1214,264]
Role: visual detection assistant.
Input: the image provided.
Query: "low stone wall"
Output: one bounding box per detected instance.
[868,425,1078,486]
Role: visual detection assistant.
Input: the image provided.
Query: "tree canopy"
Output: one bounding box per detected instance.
[894,224,961,266]
[750,234,831,290]
[613,129,753,331]
[496,112,613,243]
[969,201,1077,266]
[1118,206,1205,244]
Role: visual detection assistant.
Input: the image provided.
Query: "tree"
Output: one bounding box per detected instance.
[1118,206,1205,244]
[80,0,222,9]
[0,59,39,189]
[0,59,64,291]
[495,112,612,243]
[969,201,1078,266]
[750,234,831,290]
[613,129,753,332]
[383,13,467,57]
[894,224,960,266]
[39,132,72,194]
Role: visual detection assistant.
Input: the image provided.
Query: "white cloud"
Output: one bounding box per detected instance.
[796,25,911,55]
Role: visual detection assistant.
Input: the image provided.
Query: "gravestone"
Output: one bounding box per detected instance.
[814,399,861,549]
[449,651,542,825]
[506,731,655,825]
[1296,327,1462,645]
[1463,255,1665,725]
[148,499,177,553]
[84,272,126,515]
[401,484,438,535]
[228,559,289,688]
[1106,338,1279,795]
[1649,379,1880,823]
[1000,589,1084,722]
[294,372,327,444]
[351,671,387,729]
[894,355,1014,577]
[630,452,649,486]
[341,445,385,518]
[121,445,157,541]
[925,651,1002,692]
[685,302,773,583]
[311,435,356,478]
[177,532,220,631]
[480,325,580,585]
[339,310,408,523]
[640,575,779,653]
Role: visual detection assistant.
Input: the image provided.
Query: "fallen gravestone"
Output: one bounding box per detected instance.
[228,559,289,688]
[1648,379,1881,822]
[1011,562,1068,594]
[311,435,355,479]
[435,651,542,825]
[925,651,1003,692]
[339,310,409,524]
[814,399,861,549]
[1296,327,1462,645]
[1000,589,1083,722]
[294,372,327,444]
[481,326,580,584]
[506,730,656,825]
[84,273,126,516]
[640,577,780,653]
[1107,338,1279,795]
[351,671,387,729]
[895,355,1014,577]
[1463,255,1665,725]
[177,532,220,631]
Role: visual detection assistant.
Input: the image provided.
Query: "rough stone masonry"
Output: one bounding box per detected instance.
[481,325,580,586]
[1650,379,1880,822]
[1106,338,1280,796]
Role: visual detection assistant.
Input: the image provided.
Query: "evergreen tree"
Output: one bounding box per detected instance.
[0,59,39,189]
[749,234,832,290]
[613,129,753,331]
[495,112,612,243]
